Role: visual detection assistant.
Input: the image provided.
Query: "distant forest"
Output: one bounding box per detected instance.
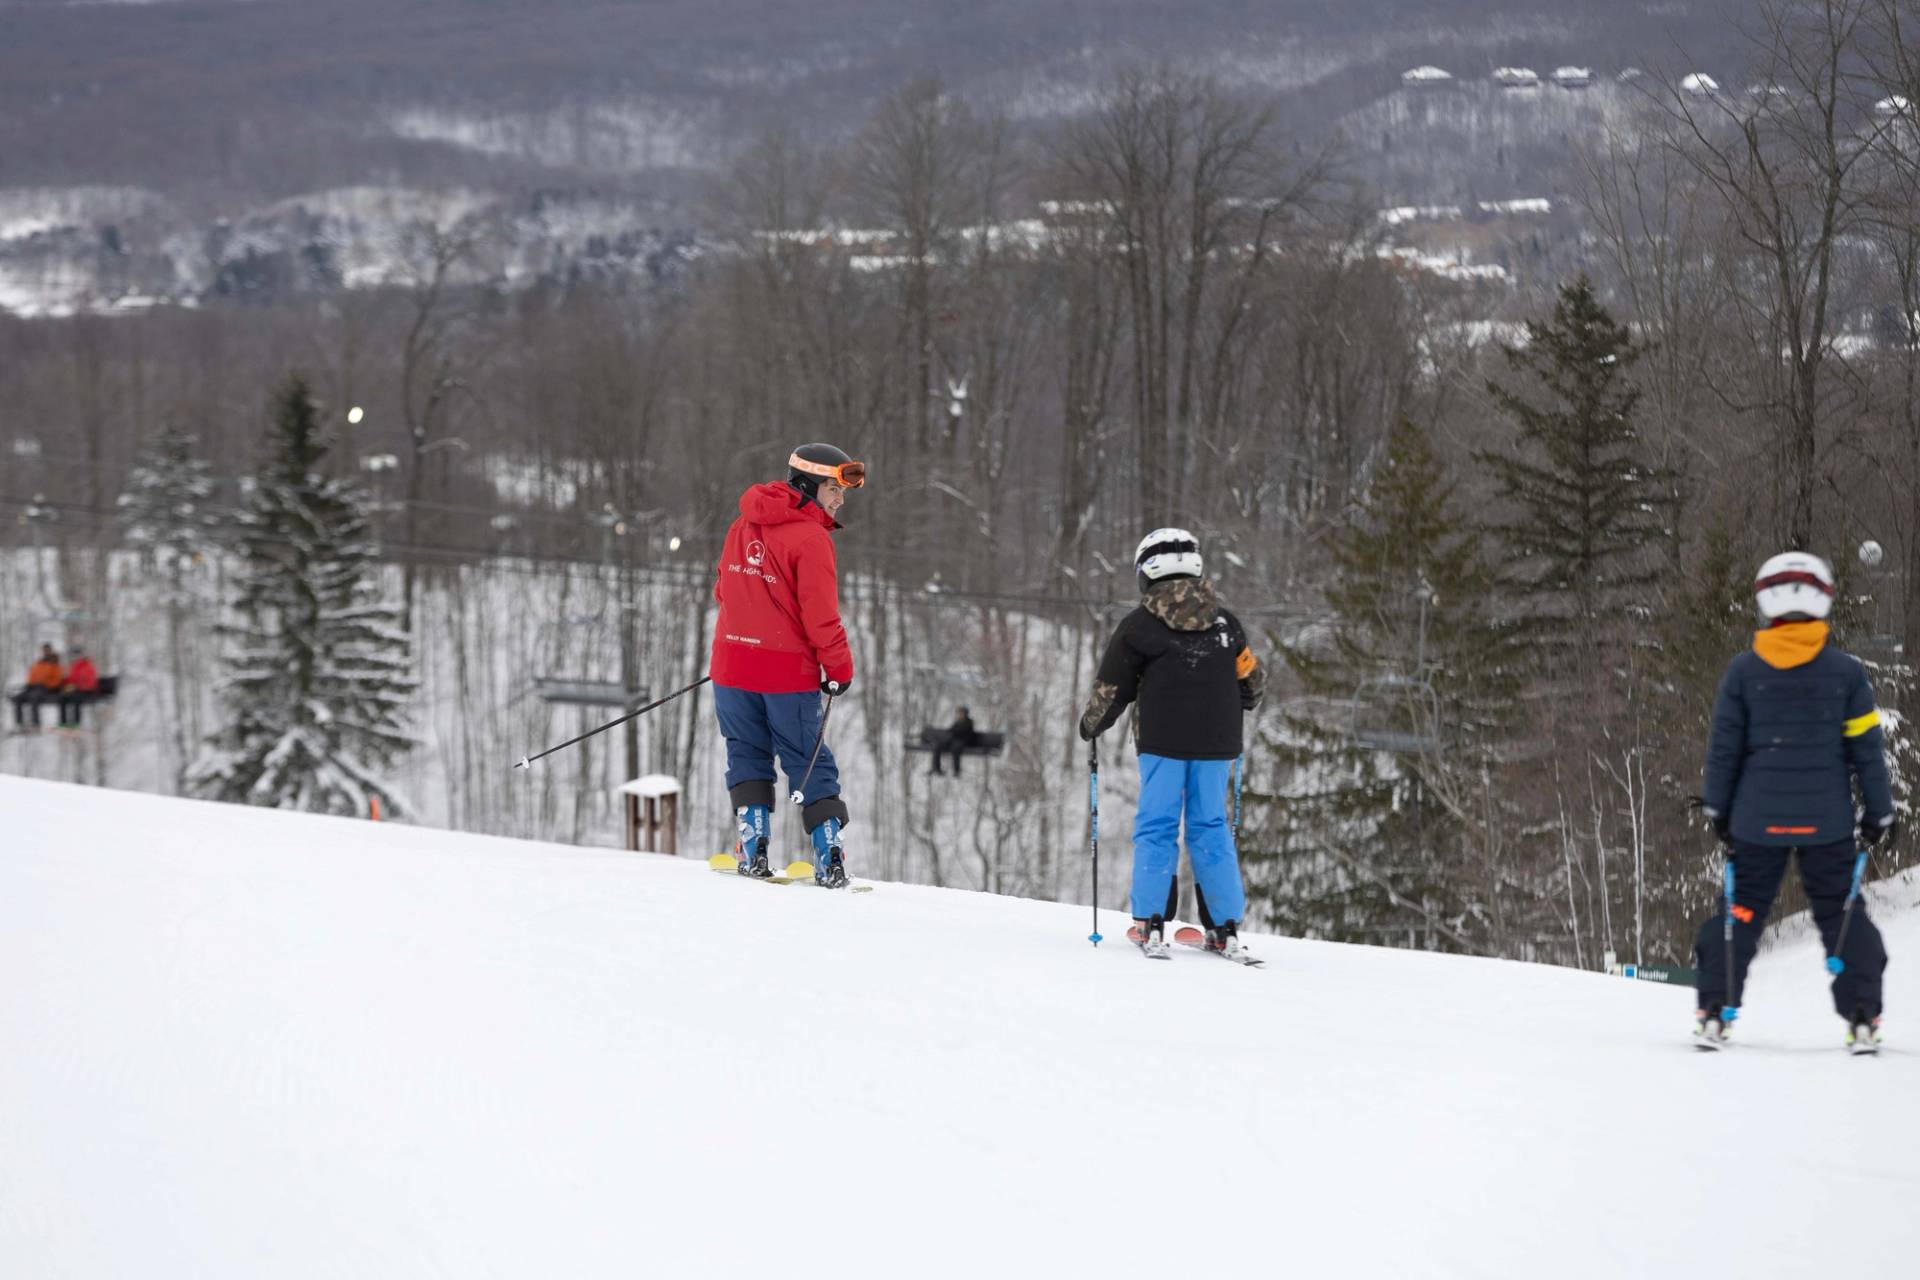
[0,0,1744,207]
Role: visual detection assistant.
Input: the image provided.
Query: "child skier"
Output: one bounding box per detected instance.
[709,443,863,887]
[1693,551,1897,1052]
[1079,528,1265,960]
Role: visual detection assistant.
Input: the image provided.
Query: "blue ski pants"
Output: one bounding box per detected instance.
[1130,753,1246,924]
[714,683,840,810]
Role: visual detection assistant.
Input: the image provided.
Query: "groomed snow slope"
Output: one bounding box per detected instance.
[3,774,1916,1279]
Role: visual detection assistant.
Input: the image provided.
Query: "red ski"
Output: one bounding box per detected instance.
[1173,926,1263,966]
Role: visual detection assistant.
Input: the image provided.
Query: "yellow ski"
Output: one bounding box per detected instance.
[706,852,872,893]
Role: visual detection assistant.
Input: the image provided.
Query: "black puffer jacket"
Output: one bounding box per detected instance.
[1079,577,1265,760]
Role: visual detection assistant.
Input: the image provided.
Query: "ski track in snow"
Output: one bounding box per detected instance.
[2,774,1916,1278]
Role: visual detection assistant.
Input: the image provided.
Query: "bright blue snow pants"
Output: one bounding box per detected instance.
[714,683,840,809]
[1131,753,1246,924]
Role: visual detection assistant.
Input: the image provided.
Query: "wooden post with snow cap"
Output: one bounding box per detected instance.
[618,774,681,855]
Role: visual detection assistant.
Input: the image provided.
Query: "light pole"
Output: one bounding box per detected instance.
[599,503,666,783]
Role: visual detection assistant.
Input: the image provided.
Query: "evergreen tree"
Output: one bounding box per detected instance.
[1249,418,1522,953]
[1476,277,1679,967]
[1478,275,1672,686]
[188,376,417,816]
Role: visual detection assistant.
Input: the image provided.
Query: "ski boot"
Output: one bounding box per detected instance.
[735,804,774,878]
[1846,1009,1883,1056]
[1128,915,1171,959]
[1693,1008,1731,1051]
[811,817,849,889]
[1207,920,1256,965]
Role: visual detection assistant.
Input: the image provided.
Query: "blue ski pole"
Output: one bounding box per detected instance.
[1825,849,1871,975]
[1233,755,1243,839]
[1721,854,1739,1025]
[1088,738,1103,946]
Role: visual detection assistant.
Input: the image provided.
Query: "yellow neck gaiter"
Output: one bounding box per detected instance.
[1753,620,1829,669]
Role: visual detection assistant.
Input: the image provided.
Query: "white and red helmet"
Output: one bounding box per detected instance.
[1754,551,1835,623]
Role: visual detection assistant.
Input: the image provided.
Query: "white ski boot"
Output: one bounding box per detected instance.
[1693,1009,1730,1051]
[1846,1015,1883,1056]
[1128,917,1172,960]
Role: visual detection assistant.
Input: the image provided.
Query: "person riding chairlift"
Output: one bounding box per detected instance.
[59,647,100,728]
[10,644,63,731]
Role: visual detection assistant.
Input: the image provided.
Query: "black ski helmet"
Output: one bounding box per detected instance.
[788,442,865,500]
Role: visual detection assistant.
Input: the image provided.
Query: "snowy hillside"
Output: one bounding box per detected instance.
[3,775,1915,1278]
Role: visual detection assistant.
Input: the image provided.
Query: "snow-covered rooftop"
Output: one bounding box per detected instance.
[1377,246,1510,283]
[1478,198,1553,217]
[617,773,682,799]
[1379,204,1464,226]
[1401,65,1453,85]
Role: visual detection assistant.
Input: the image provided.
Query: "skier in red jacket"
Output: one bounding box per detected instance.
[710,442,862,886]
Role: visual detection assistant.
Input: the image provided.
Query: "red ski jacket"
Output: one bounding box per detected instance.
[65,658,99,693]
[709,482,854,693]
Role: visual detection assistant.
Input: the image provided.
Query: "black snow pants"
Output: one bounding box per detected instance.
[1694,838,1886,1021]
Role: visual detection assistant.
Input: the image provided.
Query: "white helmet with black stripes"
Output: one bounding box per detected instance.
[1135,528,1203,586]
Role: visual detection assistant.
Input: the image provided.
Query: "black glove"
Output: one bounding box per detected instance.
[1689,795,1729,843]
[1860,814,1898,849]
[821,676,851,697]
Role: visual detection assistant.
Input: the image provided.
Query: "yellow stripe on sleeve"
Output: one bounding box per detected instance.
[1845,709,1882,738]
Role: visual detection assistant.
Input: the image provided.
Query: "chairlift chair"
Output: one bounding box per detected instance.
[6,610,121,734]
[1349,671,1441,755]
[531,614,644,708]
[533,676,648,708]
[905,661,1008,766]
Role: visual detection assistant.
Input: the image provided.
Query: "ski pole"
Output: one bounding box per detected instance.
[1233,754,1243,839]
[1088,737,1102,946]
[513,675,711,770]
[1721,852,1739,1024]
[1825,849,1871,975]
[790,692,836,805]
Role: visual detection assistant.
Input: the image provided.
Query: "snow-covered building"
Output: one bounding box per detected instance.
[1379,204,1464,227]
[1681,72,1720,98]
[1493,67,1541,90]
[1401,65,1453,87]
[1477,198,1552,217]
[1552,67,1594,89]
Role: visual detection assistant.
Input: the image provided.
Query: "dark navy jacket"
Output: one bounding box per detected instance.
[1702,630,1893,847]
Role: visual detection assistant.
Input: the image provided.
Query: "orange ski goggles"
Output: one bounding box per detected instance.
[789,452,867,489]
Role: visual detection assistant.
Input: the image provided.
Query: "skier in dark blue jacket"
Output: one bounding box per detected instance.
[1693,552,1897,1052]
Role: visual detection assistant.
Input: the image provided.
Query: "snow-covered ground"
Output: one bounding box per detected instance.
[3,775,1914,1278]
